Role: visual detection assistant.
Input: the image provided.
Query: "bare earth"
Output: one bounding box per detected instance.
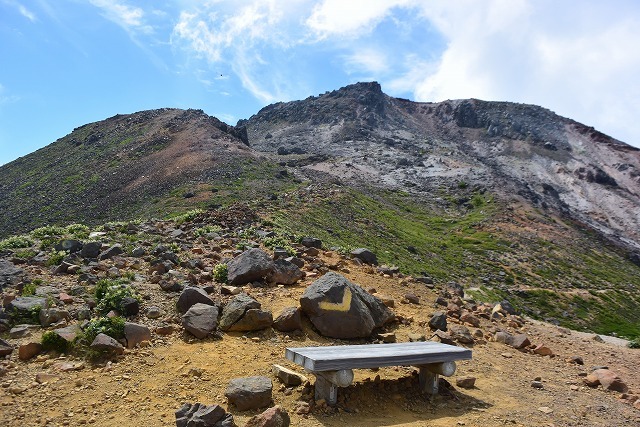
[1,254,639,427]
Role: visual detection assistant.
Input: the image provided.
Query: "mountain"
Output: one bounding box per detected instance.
[1,82,639,338]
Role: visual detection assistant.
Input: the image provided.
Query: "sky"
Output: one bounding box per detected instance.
[2,0,640,166]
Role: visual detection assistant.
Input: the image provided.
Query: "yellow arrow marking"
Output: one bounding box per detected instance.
[318,287,352,312]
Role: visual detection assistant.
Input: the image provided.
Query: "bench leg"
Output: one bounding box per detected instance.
[314,375,339,405]
[419,367,439,395]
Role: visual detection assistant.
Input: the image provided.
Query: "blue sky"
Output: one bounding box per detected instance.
[2,0,640,165]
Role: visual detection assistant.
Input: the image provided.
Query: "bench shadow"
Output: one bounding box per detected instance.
[298,373,492,426]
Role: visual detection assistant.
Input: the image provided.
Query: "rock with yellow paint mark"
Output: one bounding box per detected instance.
[300,272,394,339]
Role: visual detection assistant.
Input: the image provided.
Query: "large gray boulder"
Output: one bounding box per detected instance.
[300,272,394,339]
[350,248,378,265]
[225,376,272,411]
[226,248,274,285]
[6,297,47,323]
[80,242,102,259]
[227,309,273,332]
[267,259,305,285]
[176,287,215,314]
[182,303,219,339]
[175,403,234,427]
[218,293,273,332]
[0,260,25,289]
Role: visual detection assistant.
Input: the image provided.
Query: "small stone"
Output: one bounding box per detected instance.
[501,352,513,358]
[225,376,273,411]
[272,364,306,386]
[456,377,476,389]
[533,344,553,356]
[567,356,584,365]
[377,332,397,343]
[35,373,60,384]
[404,293,419,304]
[510,334,530,349]
[19,342,43,360]
[90,333,124,355]
[245,405,290,427]
[538,406,553,414]
[531,381,544,389]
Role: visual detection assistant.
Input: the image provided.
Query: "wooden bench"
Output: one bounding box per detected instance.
[285,341,472,405]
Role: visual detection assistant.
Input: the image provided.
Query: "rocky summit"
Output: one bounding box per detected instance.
[0,82,639,426]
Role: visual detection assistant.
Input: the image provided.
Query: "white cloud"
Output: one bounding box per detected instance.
[344,48,389,75]
[89,0,153,34]
[408,0,640,145]
[0,83,19,105]
[306,0,410,38]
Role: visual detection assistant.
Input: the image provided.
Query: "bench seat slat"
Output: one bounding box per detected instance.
[286,342,472,371]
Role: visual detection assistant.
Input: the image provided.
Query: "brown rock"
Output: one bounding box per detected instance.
[18,342,43,360]
[533,344,553,356]
[590,369,628,393]
[273,307,302,332]
[456,377,476,389]
[245,405,290,427]
[567,356,584,365]
[460,311,480,327]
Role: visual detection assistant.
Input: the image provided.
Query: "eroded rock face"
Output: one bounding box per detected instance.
[299,272,394,339]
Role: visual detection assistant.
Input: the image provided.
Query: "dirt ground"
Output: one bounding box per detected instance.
[1,255,639,427]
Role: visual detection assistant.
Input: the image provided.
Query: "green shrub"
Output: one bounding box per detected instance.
[45,250,67,266]
[194,225,223,237]
[80,316,126,344]
[65,223,90,239]
[170,209,204,224]
[14,249,37,259]
[95,280,140,315]
[41,331,69,352]
[21,282,37,296]
[212,263,228,283]
[31,225,66,239]
[0,235,33,250]
[457,181,468,189]
[629,338,640,349]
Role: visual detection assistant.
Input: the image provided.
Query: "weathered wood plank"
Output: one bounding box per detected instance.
[285,342,472,371]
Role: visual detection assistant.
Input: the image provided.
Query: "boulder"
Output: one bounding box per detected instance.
[176,287,215,314]
[267,259,304,285]
[350,248,378,265]
[0,260,25,289]
[182,303,219,339]
[225,376,273,411]
[18,342,43,360]
[245,405,290,427]
[510,334,531,349]
[449,324,475,344]
[175,403,234,427]
[587,369,628,392]
[124,322,152,348]
[428,312,448,331]
[120,297,140,317]
[90,333,125,355]
[7,297,47,323]
[273,307,302,332]
[227,248,275,285]
[299,272,394,339]
[219,293,261,331]
[38,307,71,328]
[300,237,322,249]
[0,338,14,356]
[99,244,124,260]
[52,324,81,344]
[226,309,273,332]
[80,241,102,259]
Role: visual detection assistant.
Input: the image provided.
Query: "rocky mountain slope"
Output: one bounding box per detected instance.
[1,82,639,340]
[243,82,640,253]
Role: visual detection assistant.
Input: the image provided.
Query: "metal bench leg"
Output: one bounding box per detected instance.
[315,375,339,405]
[419,368,439,395]
[418,361,456,395]
[311,369,354,406]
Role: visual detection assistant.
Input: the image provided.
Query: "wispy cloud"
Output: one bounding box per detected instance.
[89,0,153,34]
[3,0,37,21]
[0,83,20,105]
